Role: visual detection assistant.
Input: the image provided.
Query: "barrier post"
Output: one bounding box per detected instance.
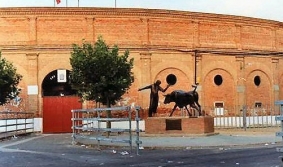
[242,105,247,131]
[135,106,142,155]
[71,106,142,155]
[275,101,283,163]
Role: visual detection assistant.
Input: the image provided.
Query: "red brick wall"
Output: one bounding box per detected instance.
[145,116,214,134]
[241,26,274,50]
[37,17,88,45]
[0,18,30,45]
[95,18,146,46]
[149,19,194,47]
[0,8,282,116]
[198,22,237,48]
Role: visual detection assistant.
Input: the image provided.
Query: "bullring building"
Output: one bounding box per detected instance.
[0,7,283,132]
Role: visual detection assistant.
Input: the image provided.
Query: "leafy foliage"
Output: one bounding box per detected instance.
[0,52,22,105]
[70,37,134,106]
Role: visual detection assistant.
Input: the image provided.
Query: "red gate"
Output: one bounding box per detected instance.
[43,96,82,133]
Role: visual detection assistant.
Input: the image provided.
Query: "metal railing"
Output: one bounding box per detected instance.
[0,111,34,139]
[275,101,283,163]
[203,105,281,129]
[71,106,142,155]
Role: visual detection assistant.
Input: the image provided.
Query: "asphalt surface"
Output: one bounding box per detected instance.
[1,127,283,167]
[73,127,283,149]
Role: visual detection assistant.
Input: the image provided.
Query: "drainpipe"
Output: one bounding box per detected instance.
[194,50,197,84]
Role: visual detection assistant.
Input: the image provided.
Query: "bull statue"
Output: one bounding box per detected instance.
[163,84,202,117]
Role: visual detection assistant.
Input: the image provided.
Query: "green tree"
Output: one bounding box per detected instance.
[0,52,22,105]
[70,36,134,113]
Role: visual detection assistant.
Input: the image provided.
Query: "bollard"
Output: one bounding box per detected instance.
[275,100,283,163]
[242,105,247,131]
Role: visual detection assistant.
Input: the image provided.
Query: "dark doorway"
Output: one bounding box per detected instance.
[42,69,81,133]
[42,69,76,96]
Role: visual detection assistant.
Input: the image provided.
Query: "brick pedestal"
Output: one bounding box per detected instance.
[145,116,214,134]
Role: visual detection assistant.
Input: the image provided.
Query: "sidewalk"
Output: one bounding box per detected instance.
[73,127,283,149]
[137,127,282,148]
[1,131,281,167]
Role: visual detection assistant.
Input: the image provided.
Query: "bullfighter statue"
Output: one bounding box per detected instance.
[138,80,170,117]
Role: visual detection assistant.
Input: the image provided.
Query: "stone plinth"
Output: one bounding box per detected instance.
[145,116,214,134]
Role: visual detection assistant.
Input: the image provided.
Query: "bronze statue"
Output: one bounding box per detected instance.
[163,83,201,117]
[138,80,170,117]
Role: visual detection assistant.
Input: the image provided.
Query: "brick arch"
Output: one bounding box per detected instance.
[203,68,235,109]
[155,67,191,90]
[151,59,194,85]
[202,60,237,85]
[244,62,272,86]
[246,70,272,107]
[153,67,192,109]
[39,61,71,91]
[244,62,273,107]
[246,69,272,86]
[37,59,71,114]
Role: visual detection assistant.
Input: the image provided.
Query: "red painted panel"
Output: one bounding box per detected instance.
[62,97,82,132]
[43,96,82,133]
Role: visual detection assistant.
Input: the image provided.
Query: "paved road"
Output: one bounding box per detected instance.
[75,127,283,149]
[0,132,283,167]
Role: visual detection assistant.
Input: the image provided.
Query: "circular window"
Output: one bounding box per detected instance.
[214,75,223,86]
[254,75,261,86]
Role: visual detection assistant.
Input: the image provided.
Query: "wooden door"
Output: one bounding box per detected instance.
[43,96,81,133]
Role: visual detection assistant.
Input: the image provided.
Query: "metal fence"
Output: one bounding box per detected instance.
[203,105,281,129]
[71,106,142,155]
[0,111,34,139]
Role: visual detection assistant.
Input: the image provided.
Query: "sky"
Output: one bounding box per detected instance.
[0,0,282,22]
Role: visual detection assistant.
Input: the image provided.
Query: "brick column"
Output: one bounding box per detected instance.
[236,56,245,111]
[235,24,242,50]
[139,52,152,108]
[272,28,277,51]
[140,18,149,46]
[28,17,37,45]
[272,57,279,111]
[26,53,39,115]
[85,17,95,42]
[192,21,200,48]
[195,53,203,105]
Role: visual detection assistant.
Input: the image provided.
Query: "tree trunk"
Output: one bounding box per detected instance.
[106,98,111,137]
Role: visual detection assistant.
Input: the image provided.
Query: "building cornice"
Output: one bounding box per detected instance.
[0,7,282,27]
[1,44,283,57]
